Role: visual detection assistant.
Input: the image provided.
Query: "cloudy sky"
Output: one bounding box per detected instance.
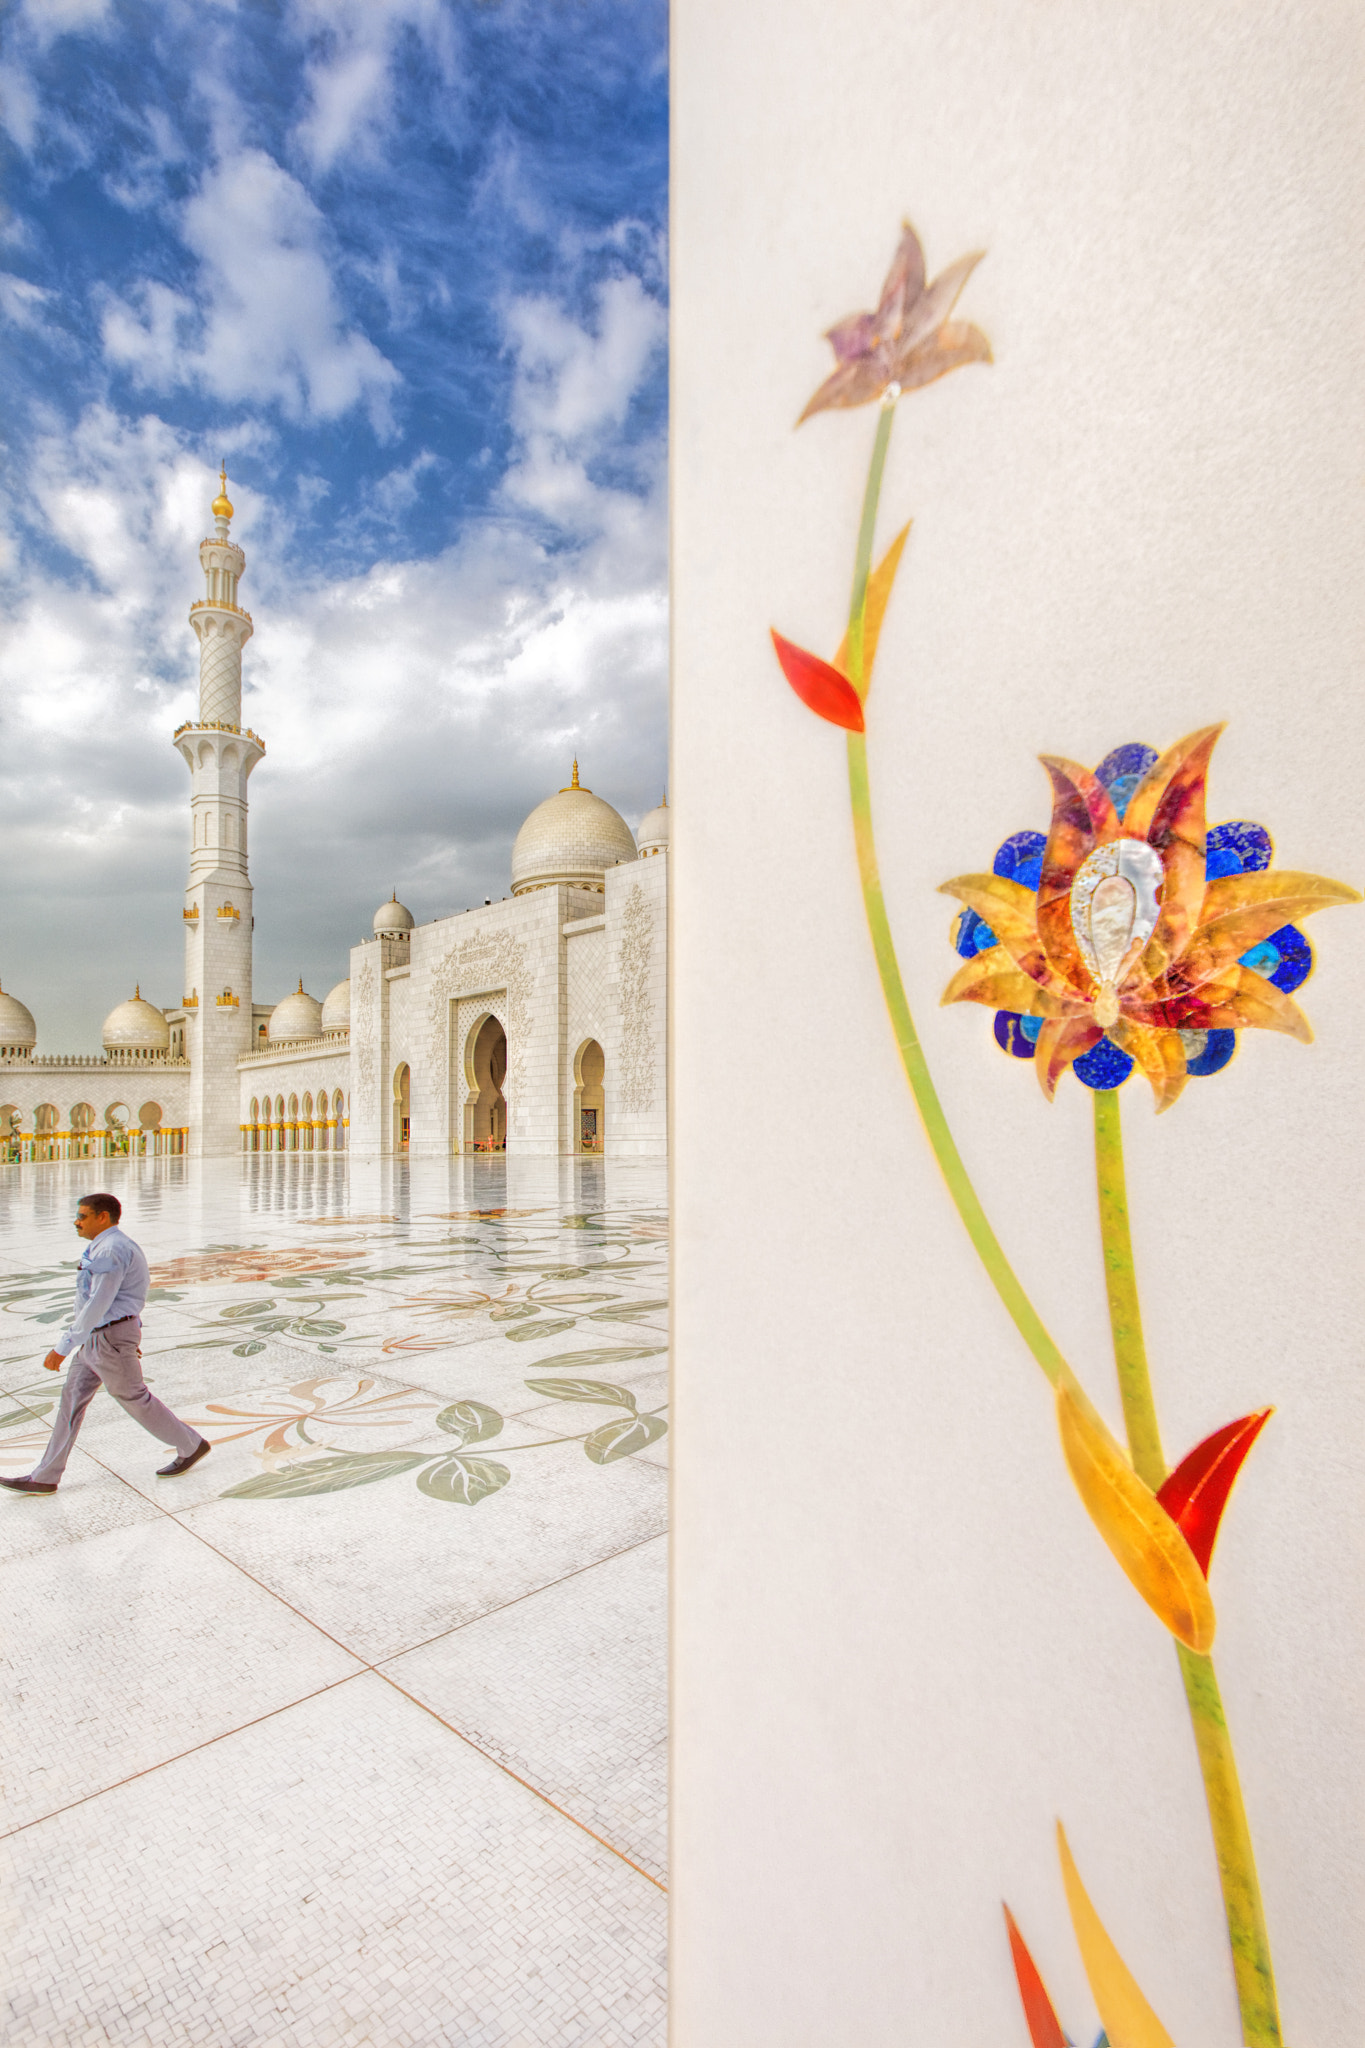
[0,0,668,1048]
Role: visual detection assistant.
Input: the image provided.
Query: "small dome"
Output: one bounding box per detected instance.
[102,987,170,1052]
[636,794,669,856]
[373,892,414,936]
[511,762,637,896]
[321,979,351,1032]
[268,980,323,1042]
[0,980,36,1052]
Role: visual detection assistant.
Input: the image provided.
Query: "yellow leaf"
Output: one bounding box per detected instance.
[1057,1825,1175,2048]
[1055,1368,1215,1655]
[835,522,911,699]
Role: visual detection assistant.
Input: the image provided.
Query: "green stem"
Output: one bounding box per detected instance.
[843,406,1067,1385]
[1093,1089,1282,2046]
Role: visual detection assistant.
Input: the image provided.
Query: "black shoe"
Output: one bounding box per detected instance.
[157,1438,211,1477]
[0,1475,58,1493]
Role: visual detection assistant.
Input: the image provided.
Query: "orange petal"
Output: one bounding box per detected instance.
[1003,1907,1069,2048]
[1034,1016,1103,1102]
[835,524,911,699]
[1106,1018,1188,1114]
[895,319,993,392]
[1156,1409,1273,1577]
[1056,1825,1176,2048]
[1056,1368,1216,1653]
[1036,758,1121,990]
[941,947,1068,1015]
[1163,964,1312,1042]
[770,630,865,732]
[1124,726,1223,981]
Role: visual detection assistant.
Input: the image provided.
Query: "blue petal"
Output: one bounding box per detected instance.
[1019,1013,1043,1044]
[1095,743,1158,822]
[953,908,998,959]
[1073,1036,1135,1090]
[1267,923,1312,993]
[1239,939,1281,977]
[1206,820,1273,877]
[992,830,1046,888]
[994,1011,1037,1060]
[1181,1027,1237,1078]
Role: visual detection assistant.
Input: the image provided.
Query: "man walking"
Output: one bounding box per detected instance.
[1,1193,209,1494]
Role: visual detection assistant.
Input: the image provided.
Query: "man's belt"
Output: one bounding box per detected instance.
[97,1315,140,1329]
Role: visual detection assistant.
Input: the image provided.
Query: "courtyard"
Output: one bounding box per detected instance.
[0,1154,668,2047]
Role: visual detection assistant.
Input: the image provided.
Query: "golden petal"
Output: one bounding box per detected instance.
[1056,1367,1216,1654]
[1125,726,1223,980]
[938,873,1065,995]
[1034,1016,1103,1102]
[941,948,1068,1015]
[1108,1017,1188,1114]
[1131,964,1314,1043]
[1162,869,1358,992]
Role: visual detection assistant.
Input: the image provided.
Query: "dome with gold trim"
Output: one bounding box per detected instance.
[511,763,637,896]
[102,987,170,1052]
[268,980,323,1042]
[636,794,669,857]
[373,893,414,936]
[0,980,37,1055]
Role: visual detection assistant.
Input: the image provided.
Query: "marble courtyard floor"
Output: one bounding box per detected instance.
[0,1154,668,2047]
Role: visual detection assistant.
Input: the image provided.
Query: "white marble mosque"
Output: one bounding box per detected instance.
[0,473,668,1165]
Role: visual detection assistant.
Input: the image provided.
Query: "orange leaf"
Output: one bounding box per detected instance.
[834,522,911,698]
[1056,1368,1216,1653]
[770,630,865,732]
[1156,1409,1273,1578]
[1003,1906,1068,2048]
[1057,1825,1175,2048]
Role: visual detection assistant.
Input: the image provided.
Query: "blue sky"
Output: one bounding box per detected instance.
[0,0,668,1047]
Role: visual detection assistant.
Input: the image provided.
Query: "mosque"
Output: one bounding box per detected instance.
[0,474,668,1165]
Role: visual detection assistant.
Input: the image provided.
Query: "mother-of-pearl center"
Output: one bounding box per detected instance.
[1069,838,1165,1027]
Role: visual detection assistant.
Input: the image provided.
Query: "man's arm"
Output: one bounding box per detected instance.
[45,1257,126,1370]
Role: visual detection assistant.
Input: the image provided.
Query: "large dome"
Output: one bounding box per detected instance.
[321,979,351,1032]
[373,894,414,936]
[268,981,323,1042]
[636,795,669,857]
[103,988,170,1052]
[511,764,637,896]
[0,981,36,1054]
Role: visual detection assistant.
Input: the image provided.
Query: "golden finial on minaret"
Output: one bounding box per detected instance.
[560,757,589,794]
[571,758,580,789]
[212,461,234,522]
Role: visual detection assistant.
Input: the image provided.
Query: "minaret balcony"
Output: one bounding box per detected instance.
[172,719,266,752]
[189,600,253,623]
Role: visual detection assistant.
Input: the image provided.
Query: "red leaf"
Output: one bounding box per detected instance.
[1156,1409,1273,1578]
[770,629,865,733]
[1003,1906,1068,2048]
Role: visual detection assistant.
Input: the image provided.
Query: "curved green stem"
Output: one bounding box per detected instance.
[1093,1089,1281,2046]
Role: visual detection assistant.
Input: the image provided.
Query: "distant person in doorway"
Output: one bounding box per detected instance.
[0,1193,210,1494]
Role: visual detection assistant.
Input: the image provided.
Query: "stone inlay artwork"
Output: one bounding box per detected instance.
[770,217,1360,2045]
[617,885,658,1115]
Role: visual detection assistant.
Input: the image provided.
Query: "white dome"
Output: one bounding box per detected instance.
[0,981,36,1052]
[321,978,351,1032]
[511,765,637,896]
[373,894,414,935]
[636,797,669,856]
[268,982,324,1042]
[102,988,170,1051]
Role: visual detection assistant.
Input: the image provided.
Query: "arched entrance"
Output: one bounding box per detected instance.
[393,1063,411,1153]
[464,1014,506,1152]
[574,1039,605,1152]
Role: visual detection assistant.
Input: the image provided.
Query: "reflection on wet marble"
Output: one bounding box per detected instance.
[0,1154,668,2046]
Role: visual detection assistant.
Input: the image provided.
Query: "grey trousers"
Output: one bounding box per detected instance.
[29,1319,202,1485]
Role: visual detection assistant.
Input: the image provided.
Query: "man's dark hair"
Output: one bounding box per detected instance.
[79,1193,121,1224]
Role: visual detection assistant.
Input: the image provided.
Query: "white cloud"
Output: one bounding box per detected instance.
[101,149,400,432]
[20,0,110,46]
[0,272,55,329]
[289,0,459,172]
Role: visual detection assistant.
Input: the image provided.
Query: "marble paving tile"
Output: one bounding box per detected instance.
[0,1675,665,2047]
[385,1536,668,1881]
[1,1515,362,1830]
[0,1447,162,1561]
[180,1432,668,1663]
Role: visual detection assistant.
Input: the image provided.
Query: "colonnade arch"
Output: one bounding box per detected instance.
[463,1013,506,1152]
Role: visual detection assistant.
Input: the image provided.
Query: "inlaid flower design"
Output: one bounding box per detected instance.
[798,219,991,424]
[940,727,1360,1110]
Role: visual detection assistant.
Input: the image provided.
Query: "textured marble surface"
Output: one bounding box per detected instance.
[0,1154,667,2044]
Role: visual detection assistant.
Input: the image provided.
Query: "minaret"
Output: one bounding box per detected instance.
[175,466,264,1155]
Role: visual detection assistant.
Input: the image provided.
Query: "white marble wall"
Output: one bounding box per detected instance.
[603,854,667,1159]
[0,1061,191,1137]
